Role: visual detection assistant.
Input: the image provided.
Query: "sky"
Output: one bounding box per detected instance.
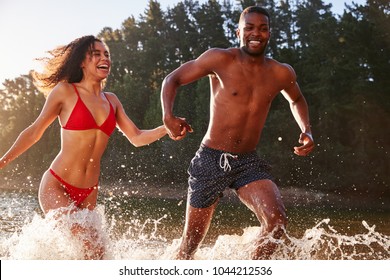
[0,0,365,87]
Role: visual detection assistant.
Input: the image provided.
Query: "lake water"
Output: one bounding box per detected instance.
[0,185,389,260]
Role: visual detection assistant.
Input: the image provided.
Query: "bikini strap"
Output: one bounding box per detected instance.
[71,83,80,97]
[103,92,114,110]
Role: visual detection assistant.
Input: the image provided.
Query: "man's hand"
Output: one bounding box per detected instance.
[163,116,193,140]
[293,132,314,156]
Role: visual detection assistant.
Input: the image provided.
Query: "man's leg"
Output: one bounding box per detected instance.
[176,200,218,259]
[237,179,287,259]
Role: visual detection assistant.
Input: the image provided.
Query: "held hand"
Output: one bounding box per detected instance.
[293,132,314,156]
[164,116,193,141]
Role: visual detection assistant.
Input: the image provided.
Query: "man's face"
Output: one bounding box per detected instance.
[236,12,270,56]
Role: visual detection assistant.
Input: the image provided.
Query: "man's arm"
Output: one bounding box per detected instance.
[280,65,314,156]
[161,49,221,140]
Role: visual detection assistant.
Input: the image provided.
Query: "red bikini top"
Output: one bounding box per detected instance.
[62,84,116,136]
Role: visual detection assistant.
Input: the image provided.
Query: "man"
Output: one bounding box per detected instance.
[161,6,314,259]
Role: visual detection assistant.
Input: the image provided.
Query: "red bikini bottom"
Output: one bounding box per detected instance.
[49,169,97,206]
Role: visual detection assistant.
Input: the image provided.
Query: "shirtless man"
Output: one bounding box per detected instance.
[161,6,314,259]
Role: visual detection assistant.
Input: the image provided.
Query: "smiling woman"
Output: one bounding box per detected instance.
[0,35,167,259]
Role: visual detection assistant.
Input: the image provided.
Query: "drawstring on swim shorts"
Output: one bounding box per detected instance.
[219,153,238,172]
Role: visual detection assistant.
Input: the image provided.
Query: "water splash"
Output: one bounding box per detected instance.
[195,219,390,260]
[2,206,108,260]
[274,219,390,260]
[107,214,169,259]
[1,206,389,260]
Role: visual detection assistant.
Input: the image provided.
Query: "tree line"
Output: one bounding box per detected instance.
[1,0,389,200]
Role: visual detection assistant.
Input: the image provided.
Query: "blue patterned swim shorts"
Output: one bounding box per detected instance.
[187,144,274,208]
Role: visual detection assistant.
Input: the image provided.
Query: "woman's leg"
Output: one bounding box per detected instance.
[38,170,102,259]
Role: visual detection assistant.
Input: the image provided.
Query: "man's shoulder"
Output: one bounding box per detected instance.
[265,58,296,82]
[204,47,239,58]
[266,57,288,67]
[197,48,239,67]
[266,58,295,72]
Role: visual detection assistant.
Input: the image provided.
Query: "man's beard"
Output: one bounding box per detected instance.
[241,44,267,57]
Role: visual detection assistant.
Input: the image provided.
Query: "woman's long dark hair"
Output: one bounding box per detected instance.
[33,35,105,94]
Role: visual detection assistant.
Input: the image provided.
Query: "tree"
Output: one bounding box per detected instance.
[165,0,201,65]
[194,0,230,52]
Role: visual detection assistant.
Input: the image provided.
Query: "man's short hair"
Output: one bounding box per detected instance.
[239,6,270,26]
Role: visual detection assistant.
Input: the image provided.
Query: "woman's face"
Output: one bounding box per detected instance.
[82,41,111,80]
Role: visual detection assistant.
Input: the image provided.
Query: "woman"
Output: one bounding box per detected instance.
[0,35,167,259]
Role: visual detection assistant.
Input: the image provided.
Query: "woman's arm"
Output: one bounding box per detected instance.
[112,94,167,147]
[0,85,63,168]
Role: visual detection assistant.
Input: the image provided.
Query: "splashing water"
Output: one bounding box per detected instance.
[192,219,390,260]
[272,219,390,260]
[1,204,388,260]
[2,206,107,260]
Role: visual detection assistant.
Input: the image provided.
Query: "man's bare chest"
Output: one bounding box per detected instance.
[210,72,280,104]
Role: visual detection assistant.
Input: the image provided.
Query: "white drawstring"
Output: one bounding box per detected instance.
[219,153,238,172]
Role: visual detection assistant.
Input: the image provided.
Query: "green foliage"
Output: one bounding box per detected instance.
[1,0,389,198]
